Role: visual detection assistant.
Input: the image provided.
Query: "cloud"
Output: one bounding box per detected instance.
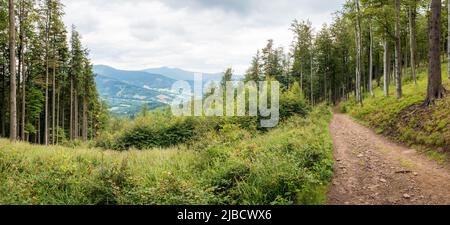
[61,0,345,74]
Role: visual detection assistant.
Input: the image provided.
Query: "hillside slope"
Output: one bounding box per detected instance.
[341,65,450,160]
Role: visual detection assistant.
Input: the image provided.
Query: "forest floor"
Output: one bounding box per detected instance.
[327,113,450,205]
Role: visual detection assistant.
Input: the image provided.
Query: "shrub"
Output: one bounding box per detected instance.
[280,82,311,120]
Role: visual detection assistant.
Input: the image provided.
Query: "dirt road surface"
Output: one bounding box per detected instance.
[327,113,450,205]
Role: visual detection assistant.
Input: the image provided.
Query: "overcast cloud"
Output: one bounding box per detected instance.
[61,0,346,74]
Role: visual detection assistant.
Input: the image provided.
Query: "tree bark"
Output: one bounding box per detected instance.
[448,0,450,81]
[44,7,50,145]
[409,5,417,85]
[383,40,390,97]
[82,96,87,141]
[424,0,446,105]
[21,59,26,141]
[70,77,73,140]
[1,65,5,137]
[310,44,314,106]
[56,88,60,144]
[369,21,374,97]
[395,0,403,99]
[74,89,78,139]
[52,47,56,145]
[9,0,17,143]
[17,1,23,140]
[355,0,362,105]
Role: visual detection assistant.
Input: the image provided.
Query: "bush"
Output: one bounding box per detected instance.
[116,117,195,150]
[280,82,311,120]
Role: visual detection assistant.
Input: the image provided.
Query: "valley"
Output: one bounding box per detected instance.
[94,65,242,115]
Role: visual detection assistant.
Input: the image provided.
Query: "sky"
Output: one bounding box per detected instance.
[61,0,346,74]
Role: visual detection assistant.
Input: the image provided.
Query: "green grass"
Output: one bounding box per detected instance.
[0,106,334,205]
[341,64,450,162]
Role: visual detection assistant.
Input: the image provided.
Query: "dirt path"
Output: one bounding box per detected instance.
[327,113,450,205]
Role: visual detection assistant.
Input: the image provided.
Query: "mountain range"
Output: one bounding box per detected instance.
[94,65,242,116]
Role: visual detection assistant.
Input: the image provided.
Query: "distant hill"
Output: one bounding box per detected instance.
[93,65,243,116]
[94,65,179,115]
[142,67,224,82]
[94,65,176,89]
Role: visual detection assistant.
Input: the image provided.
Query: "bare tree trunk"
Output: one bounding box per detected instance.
[425,0,446,105]
[52,52,56,144]
[44,7,50,145]
[448,0,450,81]
[409,5,417,85]
[1,65,5,137]
[19,1,27,141]
[395,0,403,99]
[74,90,78,139]
[369,21,374,97]
[17,1,23,140]
[56,88,60,144]
[70,78,73,140]
[21,60,26,141]
[405,27,409,79]
[9,0,17,143]
[82,96,87,141]
[310,45,314,106]
[355,0,362,105]
[383,40,389,97]
[62,91,65,141]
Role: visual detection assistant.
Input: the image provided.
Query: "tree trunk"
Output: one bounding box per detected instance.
[383,40,389,97]
[19,0,27,141]
[52,52,56,144]
[9,0,17,143]
[44,8,50,145]
[395,0,403,99]
[70,77,73,140]
[409,5,417,85]
[21,59,26,141]
[448,0,450,81]
[17,1,23,140]
[82,96,87,141]
[355,0,362,105]
[74,89,78,139]
[62,91,65,141]
[1,65,5,137]
[369,21,374,97]
[424,0,446,105]
[56,88,60,144]
[310,46,314,106]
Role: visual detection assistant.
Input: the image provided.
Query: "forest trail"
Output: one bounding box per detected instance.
[327,113,450,205]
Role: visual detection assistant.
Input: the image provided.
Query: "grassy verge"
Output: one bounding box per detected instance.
[340,64,450,163]
[0,105,333,205]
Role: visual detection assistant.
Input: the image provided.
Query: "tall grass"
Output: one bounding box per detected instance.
[0,105,333,205]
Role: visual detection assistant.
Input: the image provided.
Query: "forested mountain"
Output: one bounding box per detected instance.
[94,65,176,89]
[93,65,245,115]
[142,67,225,82]
[93,65,178,115]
